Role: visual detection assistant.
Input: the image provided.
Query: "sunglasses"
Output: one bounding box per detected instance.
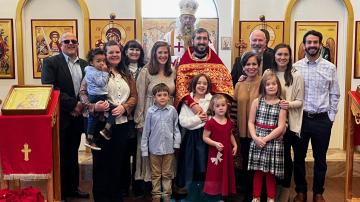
[62,39,78,44]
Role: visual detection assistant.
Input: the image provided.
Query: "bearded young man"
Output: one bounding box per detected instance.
[173,27,233,201]
[292,30,340,202]
[175,28,233,113]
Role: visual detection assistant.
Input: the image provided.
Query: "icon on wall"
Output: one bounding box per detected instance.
[89,18,136,49]
[0,19,14,79]
[31,19,78,78]
[354,21,360,78]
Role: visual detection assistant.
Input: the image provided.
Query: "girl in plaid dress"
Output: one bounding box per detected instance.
[247,72,287,202]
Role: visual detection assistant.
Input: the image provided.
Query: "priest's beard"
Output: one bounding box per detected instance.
[194,46,209,59]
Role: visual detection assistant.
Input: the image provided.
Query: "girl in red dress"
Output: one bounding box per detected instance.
[203,94,237,200]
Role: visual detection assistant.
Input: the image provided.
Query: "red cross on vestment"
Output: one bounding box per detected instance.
[174,41,184,52]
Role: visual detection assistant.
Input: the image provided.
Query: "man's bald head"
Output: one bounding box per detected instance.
[249,29,266,53]
[60,32,78,59]
[61,32,76,42]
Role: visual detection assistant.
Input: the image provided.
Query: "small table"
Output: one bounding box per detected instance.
[345,91,360,202]
[0,90,60,202]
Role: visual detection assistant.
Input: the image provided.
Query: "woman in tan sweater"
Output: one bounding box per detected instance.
[233,51,261,201]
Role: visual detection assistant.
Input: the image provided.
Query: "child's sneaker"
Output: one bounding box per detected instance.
[100,128,111,140]
[84,138,101,150]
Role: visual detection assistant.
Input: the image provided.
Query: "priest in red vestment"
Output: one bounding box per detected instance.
[175,28,233,112]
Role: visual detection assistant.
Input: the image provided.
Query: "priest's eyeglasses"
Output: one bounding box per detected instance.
[62,39,78,44]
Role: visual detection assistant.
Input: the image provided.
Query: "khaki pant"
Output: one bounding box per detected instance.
[149,153,174,200]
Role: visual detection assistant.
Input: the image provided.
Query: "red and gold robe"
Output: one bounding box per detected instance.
[175,47,234,108]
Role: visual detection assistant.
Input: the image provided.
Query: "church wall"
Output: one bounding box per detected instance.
[240,0,288,20]
[86,0,135,19]
[215,0,232,70]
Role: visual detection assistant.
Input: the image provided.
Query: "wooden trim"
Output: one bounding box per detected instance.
[15,0,27,84]
[345,92,354,201]
[284,0,296,44]
[77,0,90,55]
[135,0,142,42]
[231,0,240,66]
[343,0,354,151]
[52,102,61,201]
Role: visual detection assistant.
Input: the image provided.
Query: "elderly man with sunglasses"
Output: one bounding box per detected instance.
[41,32,89,201]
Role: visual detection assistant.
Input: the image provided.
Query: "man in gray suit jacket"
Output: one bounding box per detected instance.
[41,32,89,200]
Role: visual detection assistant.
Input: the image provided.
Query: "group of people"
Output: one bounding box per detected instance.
[230,29,340,202]
[40,1,340,201]
[40,26,233,202]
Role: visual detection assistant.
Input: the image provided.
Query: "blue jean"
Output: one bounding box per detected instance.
[88,94,115,136]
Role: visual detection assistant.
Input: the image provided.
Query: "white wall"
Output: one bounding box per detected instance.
[86,0,135,19]
[215,0,233,69]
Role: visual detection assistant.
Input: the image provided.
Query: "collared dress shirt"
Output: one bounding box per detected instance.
[141,104,181,156]
[63,53,82,97]
[293,56,340,121]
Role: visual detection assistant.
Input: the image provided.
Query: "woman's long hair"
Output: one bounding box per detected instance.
[148,41,172,76]
[272,43,293,87]
[104,40,131,79]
